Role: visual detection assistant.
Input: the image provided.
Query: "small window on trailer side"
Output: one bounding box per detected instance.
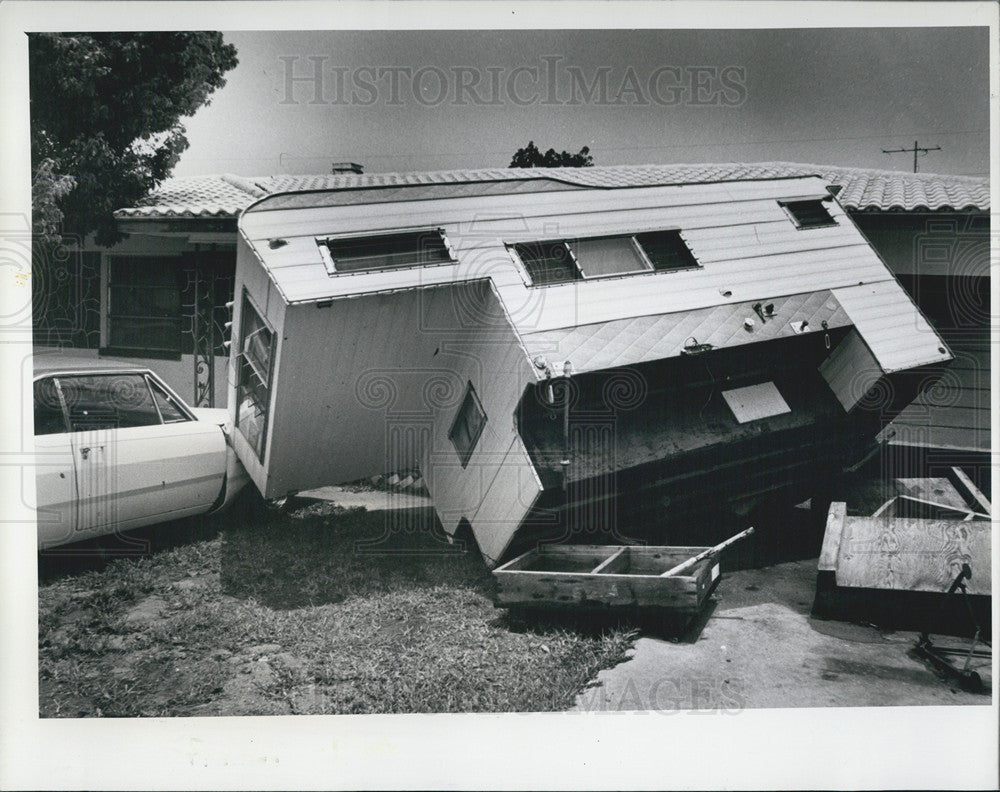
[567,235,651,277]
[780,199,837,229]
[634,230,700,271]
[510,241,582,285]
[449,382,487,468]
[512,230,700,285]
[318,229,455,274]
[235,292,275,460]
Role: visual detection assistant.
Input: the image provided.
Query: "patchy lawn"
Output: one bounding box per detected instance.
[38,499,636,717]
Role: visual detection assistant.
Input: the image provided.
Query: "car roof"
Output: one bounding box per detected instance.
[32,353,151,378]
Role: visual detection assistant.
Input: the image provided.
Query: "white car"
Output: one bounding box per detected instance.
[33,355,249,549]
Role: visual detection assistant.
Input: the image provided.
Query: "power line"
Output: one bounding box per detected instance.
[882,140,941,173]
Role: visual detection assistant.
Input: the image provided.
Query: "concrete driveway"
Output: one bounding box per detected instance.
[573,558,991,711]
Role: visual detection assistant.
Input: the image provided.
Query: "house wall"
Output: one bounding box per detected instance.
[33,229,235,408]
[849,212,990,279]
[847,211,991,461]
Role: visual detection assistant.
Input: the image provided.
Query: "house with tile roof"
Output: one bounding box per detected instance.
[33,163,990,489]
[227,172,960,565]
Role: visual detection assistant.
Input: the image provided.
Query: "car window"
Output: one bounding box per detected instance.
[60,374,163,432]
[33,378,67,436]
[148,377,189,423]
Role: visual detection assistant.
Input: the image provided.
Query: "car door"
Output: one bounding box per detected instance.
[60,372,227,538]
[33,376,77,548]
[143,373,229,517]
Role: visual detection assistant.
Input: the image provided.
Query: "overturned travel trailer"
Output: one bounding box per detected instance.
[229,171,952,566]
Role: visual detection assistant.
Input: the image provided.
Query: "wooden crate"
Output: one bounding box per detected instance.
[493,544,720,612]
[814,469,992,636]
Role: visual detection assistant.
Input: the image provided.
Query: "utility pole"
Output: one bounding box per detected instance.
[882,140,941,173]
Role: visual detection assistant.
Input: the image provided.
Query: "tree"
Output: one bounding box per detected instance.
[509,141,594,169]
[30,33,239,246]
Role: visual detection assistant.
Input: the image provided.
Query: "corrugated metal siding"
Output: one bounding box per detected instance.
[242,178,833,244]
[264,286,452,496]
[262,279,541,560]
[240,176,951,388]
[832,280,952,373]
[243,178,899,328]
[467,439,543,565]
[521,290,851,373]
[818,328,883,411]
[419,283,541,544]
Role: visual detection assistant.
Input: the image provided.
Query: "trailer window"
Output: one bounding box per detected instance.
[318,230,455,274]
[568,236,649,277]
[236,295,274,460]
[449,382,487,468]
[634,230,700,271]
[511,241,581,285]
[512,230,700,285]
[780,199,837,229]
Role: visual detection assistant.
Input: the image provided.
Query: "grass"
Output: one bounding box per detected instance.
[38,495,636,717]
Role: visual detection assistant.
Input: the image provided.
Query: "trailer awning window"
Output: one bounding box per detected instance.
[568,236,648,277]
[780,199,837,229]
[635,230,700,271]
[511,241,582,285]
[236,293,274,460]
[511,230,700,286]
[449,382,487,468]
[318,230,455,274]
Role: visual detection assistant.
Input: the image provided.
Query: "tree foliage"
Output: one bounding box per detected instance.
[30,32,239,246]
[509,141,594,169]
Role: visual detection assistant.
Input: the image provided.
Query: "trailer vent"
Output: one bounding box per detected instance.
[780,199,837,229]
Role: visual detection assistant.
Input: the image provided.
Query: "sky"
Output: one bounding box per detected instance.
[172,27,991,178]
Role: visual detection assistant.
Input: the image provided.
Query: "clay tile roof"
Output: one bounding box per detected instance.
[114,162,989,219]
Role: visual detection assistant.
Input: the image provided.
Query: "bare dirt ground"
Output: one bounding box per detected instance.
[37,496,634,717]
